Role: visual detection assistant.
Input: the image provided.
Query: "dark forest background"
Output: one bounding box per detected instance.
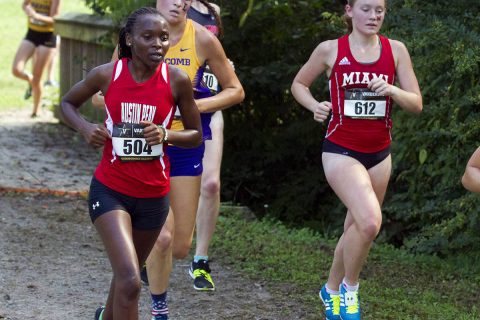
[85,0,480,256]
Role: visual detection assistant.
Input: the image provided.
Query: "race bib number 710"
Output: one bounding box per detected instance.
[112,123,163,162]
[344,88,387,119]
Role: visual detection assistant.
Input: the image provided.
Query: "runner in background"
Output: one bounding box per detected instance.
[145,1,244,319]
[44,35,60,87]
[187,0,225,292]
[291,0,422,319]
[462,147,480,192]
[12,0,60,118]
[61,7,202,320]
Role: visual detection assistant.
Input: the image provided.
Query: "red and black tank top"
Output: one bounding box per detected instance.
[326,34,395,153]
[94,58,175,198]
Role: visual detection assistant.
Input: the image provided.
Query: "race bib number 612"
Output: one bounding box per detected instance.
[344,88,387,119]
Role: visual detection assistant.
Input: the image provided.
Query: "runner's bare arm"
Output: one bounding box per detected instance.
[91,46,119,108]
[462,147,480,193]
[164,65,202,148]
[194,26,244,113]
[371,40,422,114]
[291,40,336,122]
[61,64,113,148]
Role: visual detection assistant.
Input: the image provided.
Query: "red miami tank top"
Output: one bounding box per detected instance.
[94,58,175,198]
[326,34,395,153]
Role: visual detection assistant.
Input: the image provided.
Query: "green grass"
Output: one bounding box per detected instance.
[210,206,480,320]
[0,0,91,112]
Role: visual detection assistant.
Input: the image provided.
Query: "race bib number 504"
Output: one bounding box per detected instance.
[112,123,163,162]
[344,88,387,119]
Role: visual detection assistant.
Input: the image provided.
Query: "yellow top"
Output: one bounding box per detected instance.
[165,19,202,131]
[28,0,54,33]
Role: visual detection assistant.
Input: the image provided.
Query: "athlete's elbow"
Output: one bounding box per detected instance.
[234,86,245,105]
[192,130,203,147]
[413,103,423,115]
[411,96,423,114]
[461,175,476,193]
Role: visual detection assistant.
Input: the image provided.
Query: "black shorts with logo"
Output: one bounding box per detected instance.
[322,139,390,170]
[88,177,169,230]
[25,28,57,48]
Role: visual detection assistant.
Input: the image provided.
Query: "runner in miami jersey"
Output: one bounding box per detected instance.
[165,19,210,137]
[326,34,395,153]
[94,59,175,198]
[28,0,54,33]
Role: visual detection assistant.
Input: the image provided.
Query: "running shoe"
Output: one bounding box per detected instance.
[44,80,59,87]
[319,285,340,320]
[189,259,215,291]
[94,306,105,320]
[24,85,32,100]
[339,284,361,320]
[140,264,149,285]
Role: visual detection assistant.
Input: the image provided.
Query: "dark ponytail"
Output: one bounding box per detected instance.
[197,0,224,38]
[118,7,164,59]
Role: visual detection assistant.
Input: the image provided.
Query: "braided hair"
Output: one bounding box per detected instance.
[118,7,164,59]
[197,0,224,38]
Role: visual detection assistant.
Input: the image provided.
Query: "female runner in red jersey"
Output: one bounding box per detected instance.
[61,7,202,320]
[291,0,422,319]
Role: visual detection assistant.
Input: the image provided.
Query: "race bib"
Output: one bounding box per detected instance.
[344,88,386,119]
[202,67,219,94]
[112,123,163,162]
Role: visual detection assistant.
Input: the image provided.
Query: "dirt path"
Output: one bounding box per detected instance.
[0,109,314,320]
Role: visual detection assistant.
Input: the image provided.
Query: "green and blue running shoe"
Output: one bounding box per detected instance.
[339,284,361,320]
[94,306,105,320]
[189,259,215,291]
[319,285,340,320]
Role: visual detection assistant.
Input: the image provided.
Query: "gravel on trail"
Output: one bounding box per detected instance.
[0,109,316,320]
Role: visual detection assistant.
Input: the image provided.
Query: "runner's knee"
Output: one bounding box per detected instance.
[358,216,382,241]
[12,65,24,78]
[153,228,173,254]
[115,273,141,305]
[201,176,220,196]
[172,240,192,259]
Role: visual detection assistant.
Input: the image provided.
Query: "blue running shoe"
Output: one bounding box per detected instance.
[319,285,340,320]
[339,284,361,320]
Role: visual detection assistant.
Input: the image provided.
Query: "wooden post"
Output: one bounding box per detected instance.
[54,13,115,123]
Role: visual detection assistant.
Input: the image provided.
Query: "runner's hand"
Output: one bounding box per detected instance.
[313,101,332,123]
[24,5,35,17]
[368,78,396,97]
[141,121,165,146]
[82,123,110,148]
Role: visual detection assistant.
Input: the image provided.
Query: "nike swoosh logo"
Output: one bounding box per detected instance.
[194,164,201,168]
[180,48,190,52]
